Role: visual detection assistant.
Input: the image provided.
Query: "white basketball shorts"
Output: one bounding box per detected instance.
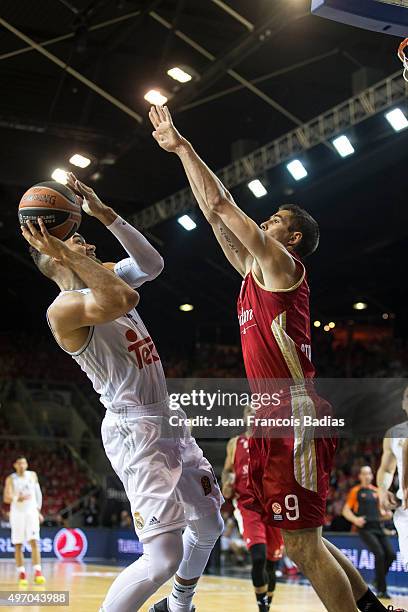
[101,401,223,542]
[10,510,40,545]
[394,505,408,570]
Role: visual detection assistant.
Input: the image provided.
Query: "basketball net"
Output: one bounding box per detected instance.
[398,38,408,82]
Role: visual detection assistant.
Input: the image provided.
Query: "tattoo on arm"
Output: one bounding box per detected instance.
[219,225,239,254]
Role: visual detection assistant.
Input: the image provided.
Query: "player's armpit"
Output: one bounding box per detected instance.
[48,289,139,335]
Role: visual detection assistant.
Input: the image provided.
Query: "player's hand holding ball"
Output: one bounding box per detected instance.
[149,105,186,153]
[21,218,67,262]
[66,172,115,226]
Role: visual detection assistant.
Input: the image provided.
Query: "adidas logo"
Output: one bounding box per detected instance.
[148,516,160,526]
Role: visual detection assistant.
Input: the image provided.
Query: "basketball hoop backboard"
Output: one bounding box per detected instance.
[311,0,408,36]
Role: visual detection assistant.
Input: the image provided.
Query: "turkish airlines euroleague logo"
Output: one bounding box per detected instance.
[53,528,88,561]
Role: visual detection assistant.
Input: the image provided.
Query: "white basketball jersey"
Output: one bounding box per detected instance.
[388,421,408,500]
[48,289,168,410]
[10,471,37,514]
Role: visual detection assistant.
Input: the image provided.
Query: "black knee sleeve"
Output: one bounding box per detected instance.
[266,559,277,593]
[250,543,268,588]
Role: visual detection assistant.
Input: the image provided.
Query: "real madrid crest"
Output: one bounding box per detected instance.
[133,511,145,530]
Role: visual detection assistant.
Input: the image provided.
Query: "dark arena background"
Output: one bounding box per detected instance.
[1,1,408,610]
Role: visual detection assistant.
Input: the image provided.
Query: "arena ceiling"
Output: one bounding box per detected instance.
[1,0,408,349]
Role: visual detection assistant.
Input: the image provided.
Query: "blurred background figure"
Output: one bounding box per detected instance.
[342,465,395,598]
[220,510,248,566]
[119,510,133,530]
[222,406,283,611]
[3,456,46,585]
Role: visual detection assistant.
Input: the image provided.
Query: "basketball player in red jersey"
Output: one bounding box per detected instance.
[222,406,283,611]
[150,105,404,612]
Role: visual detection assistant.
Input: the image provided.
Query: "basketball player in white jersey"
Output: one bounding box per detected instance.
[377,385,408,570]
[21,173,223,612]
[3,456,45,585]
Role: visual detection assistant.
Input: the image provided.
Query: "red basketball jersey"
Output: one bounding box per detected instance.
[233,434,251,501]
[237,258,315,385]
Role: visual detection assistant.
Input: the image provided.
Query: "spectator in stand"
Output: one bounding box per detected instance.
[119,510,132,529]
[342,466,395,599]
[83,495,99,527]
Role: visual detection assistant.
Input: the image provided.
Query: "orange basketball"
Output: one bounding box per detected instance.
[18,181,82,241]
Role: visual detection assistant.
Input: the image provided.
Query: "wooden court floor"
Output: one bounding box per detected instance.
[0,561,407,611]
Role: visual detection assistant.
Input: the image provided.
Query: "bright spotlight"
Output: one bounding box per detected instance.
[287,159,308,181]
[385,108,408,132]
[69,154,91,168]
[313,320,321,328]
[247,179,267,198]
[179,303,194,312]
[178,214,197,231]
[144,89,168,105]
[329,321,336,329]
[51,168,68,184]
[332,135,355,158]
[353,302,367,311]
[324,325,330,332]
[167,67,192,83]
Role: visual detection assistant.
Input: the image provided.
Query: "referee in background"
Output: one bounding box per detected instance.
[342,465,396,599]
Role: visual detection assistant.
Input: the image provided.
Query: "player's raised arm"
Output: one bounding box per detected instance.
[149,106,254,277]
[149,106,299,284]
[21,219,138,335]
[66,173,164,288]
[377,436,398,512]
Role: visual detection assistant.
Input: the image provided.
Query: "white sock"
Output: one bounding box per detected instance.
[168,577,197,612]
[33,565,41,572]
[17,566,25,574]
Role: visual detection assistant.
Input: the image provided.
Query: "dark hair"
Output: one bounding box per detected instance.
[14,456,27,462]
[278,204,320,257]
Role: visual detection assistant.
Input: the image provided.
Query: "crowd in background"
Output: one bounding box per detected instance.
[1,328,408,382]
[0,327,407,534]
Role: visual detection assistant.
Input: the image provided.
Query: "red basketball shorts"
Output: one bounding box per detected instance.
[234,502,283,560]
[242,392,337,530]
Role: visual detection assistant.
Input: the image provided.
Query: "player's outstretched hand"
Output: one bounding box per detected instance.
[66,172,107,219]
[21,218,66,261]
[149,105,185,153]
